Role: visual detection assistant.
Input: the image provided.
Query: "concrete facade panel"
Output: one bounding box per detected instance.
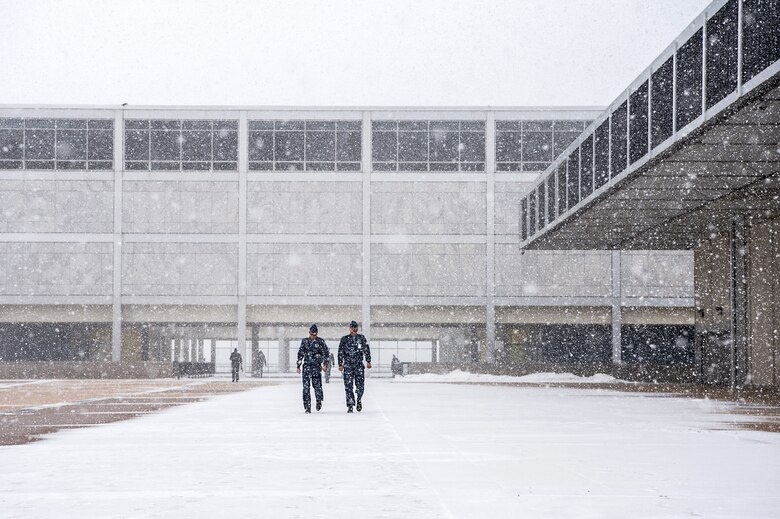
[371,243,486,297]
[0,180,113,233]
[247,242,361,296]
[0,242,113,296]
[121,242,238,296]
[371,182,486,235]
[621,251,694,298]
[122,181,239,234]
[495,247,612,297]
[494,181,532,235]
[247,181,362,234]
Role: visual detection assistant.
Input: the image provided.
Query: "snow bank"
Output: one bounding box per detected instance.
[396,369,622,384]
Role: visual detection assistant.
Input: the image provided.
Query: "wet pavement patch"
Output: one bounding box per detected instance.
[0,379,274,446]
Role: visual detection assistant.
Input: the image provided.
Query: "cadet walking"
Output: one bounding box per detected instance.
[338,320,371,412]
[296,324,330,413]
[254,349,267,378]
[230,348,243,382]
[324,352,335,383]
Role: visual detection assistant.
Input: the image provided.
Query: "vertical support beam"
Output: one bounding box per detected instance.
[702,8,709,117]
[730,215,749,388]
[361,112,372,340]
[251,324,259,375]
[737,0,744,96]
[611,251,622,364]
[111,109,124,362]
[485,111,497,361]
[672,42,678,135]
[237,111,248,362]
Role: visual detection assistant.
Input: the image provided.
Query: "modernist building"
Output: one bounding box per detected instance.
[0,106,695,376]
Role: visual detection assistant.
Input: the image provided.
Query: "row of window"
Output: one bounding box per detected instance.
[0,118,591,172]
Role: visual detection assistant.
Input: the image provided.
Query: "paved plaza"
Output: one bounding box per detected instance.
[1,377,780,518]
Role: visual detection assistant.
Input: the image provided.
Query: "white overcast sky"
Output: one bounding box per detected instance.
[1,0,711,108]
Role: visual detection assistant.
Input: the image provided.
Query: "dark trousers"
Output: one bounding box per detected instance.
[231,364,240,382]
[301,364,324,409]
[342,365,365,407]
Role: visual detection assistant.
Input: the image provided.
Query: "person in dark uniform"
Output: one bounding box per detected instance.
[324,351,335,383]
[296,324,330,413]
[230,348,243,382]
[254,349,267,378]
[338,320,371,413]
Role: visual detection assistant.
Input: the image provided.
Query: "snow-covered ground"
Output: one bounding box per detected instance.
[1,377,779,518]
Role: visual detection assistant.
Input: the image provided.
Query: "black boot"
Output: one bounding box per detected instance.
[316,400,322,411]
[305,404,311,413]
[356,400,362,412]
[347,405,353,413]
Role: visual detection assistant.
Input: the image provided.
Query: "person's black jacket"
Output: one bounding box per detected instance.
[297,337,330,369]
[338,334,371,368]
[230,351,242,367]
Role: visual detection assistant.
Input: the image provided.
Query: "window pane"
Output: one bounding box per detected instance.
[372,131,397,162]
[460,131,485,162]
[181,130,211,162]
[56,129,87,161]
[249,131,274,161]
[150,130,180,161]
[523,131,553,162]
[305,131,335,162]
[0,129,24,159]
[398,131,427,162]
[496,131,522,162]
[25,129,55,160]
[214,131,237,162]
[337,131,361,162]
[274,131,304,162]
[429,130,458,162]
[125,130,149,161]
[88,129,114,161]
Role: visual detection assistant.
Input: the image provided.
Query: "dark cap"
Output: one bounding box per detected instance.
[349,320,358,328]
[309,324,318,333]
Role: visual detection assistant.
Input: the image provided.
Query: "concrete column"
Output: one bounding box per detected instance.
[111,109,125,362]
[485,111,497,361]
[747,218,780,386]
[280,338,290,373]
[731,216,749,388]
[251,324,259,375]
[361,111,372,340]
[611,251,622,364]
[237,111,248,362]
[210,339,216,365]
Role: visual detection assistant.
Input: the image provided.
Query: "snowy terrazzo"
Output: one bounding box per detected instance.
[1,379,779,519]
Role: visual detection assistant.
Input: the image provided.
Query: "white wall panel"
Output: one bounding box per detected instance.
[621,251,694,298]
[122,242,237,296]
[247,242,361,296]
[0,180,113,233]
[247,181,362,234]
[372,243,486,297]
[494,247,612,297]
[371,182,486,235]
[0,242,112,296]
[494,181,532,235]
[122,181,239,234]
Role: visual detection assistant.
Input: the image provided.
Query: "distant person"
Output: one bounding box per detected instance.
[338,321,371,413]
[391,354,403,378]
[254,349,267,378]
[230,348,243,382]
[296,324,330,413]
[324,351,335,384]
